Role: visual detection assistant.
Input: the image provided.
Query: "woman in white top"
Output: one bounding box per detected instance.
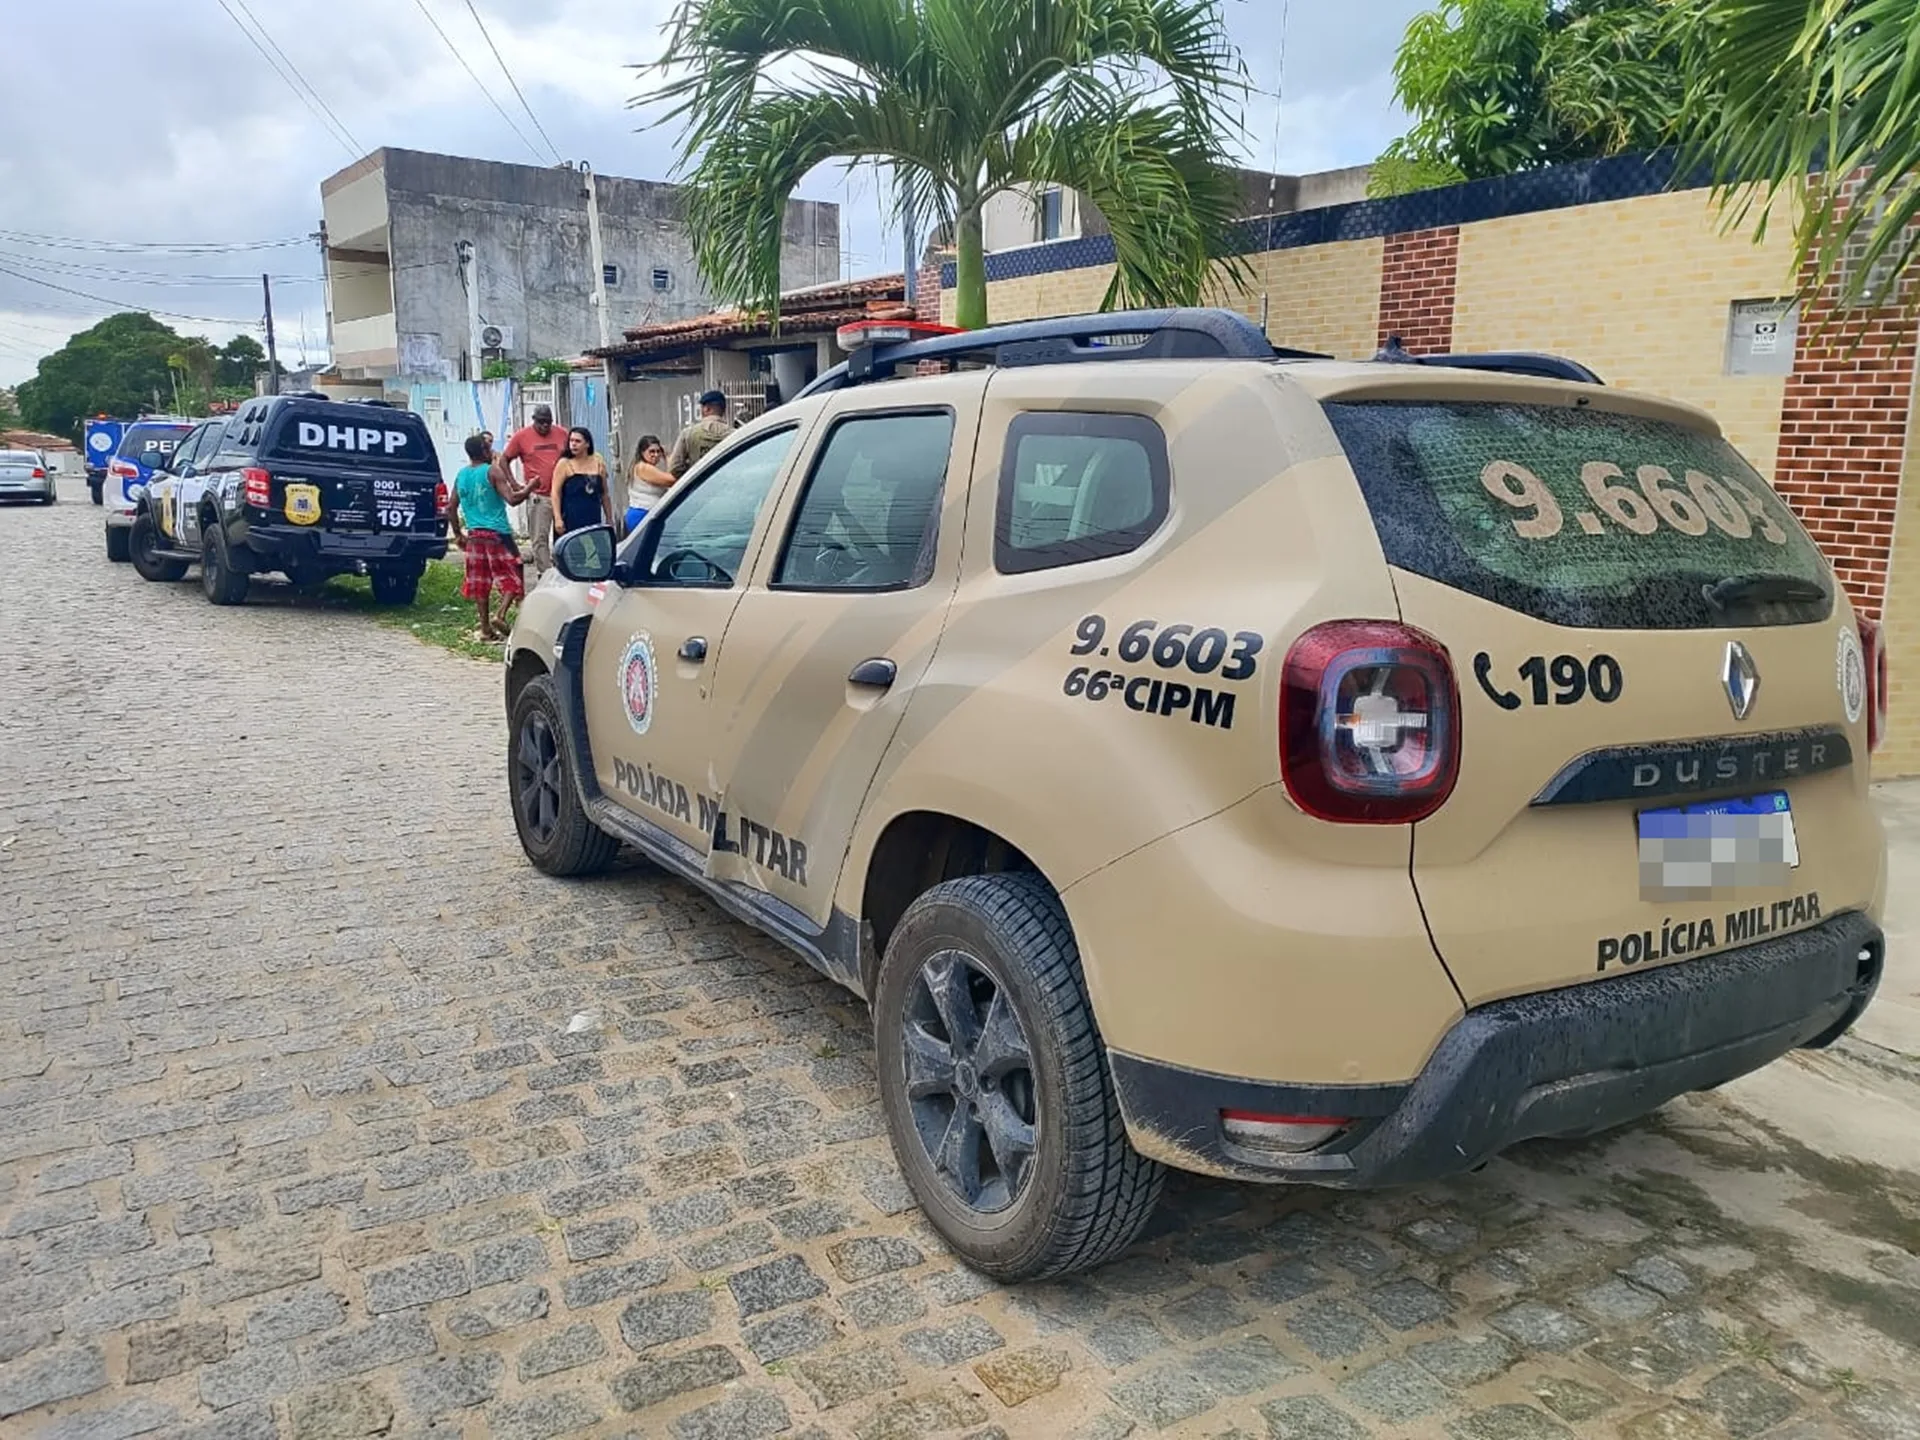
[626,434,674,533]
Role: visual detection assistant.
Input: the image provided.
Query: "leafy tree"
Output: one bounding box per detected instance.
[1371,0,1688,197]
[647,0,1250,329]
[216,335,268,388]
[16,313,183,437]
[168,337,220,410]
[1682,0,1920,307]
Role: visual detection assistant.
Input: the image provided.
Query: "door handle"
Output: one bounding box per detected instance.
[679,636,707,662]
[848,657,896,689]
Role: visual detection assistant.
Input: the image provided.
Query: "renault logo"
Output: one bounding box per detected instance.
[1723,641,1760,721]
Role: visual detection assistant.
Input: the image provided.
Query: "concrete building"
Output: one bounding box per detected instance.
[319,148,841,382]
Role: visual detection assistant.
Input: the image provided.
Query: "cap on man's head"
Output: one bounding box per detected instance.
[698,390,727,411]
[532,404,554,422]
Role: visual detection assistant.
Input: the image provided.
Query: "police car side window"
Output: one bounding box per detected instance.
[994,412,1169,574]
[633,427,799,588]
[774,410,953,591]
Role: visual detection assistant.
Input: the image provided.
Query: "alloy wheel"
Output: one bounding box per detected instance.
[515,710,564,846]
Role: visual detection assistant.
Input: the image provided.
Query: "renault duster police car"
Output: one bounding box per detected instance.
[126,393,448,605]
[500,309,1886,1281]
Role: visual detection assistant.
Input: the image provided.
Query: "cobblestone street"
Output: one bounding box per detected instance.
[5,478,1920,1440]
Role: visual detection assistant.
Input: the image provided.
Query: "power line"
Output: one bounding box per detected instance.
[0,250,330,288]
[230,0,365,155]
[0,262,261,328]
[212,0,360,159]
[411,0,546,163]
[461,0,564,164]
[0,228,309,254]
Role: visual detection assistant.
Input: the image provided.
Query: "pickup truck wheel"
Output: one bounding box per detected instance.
[129,511,188,582]
[369,565,422,606]
[202,527,251,606]
[104,524,130,563]
[874,872,1164,1281]
[509,675,618,876]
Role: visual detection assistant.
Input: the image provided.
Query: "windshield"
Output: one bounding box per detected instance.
[115,423,191,467]
[1323,400,1833,629]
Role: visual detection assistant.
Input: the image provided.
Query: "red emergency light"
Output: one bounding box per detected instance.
[835,319,961,351]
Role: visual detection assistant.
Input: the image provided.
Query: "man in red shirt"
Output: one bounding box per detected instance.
[492,404,566,577]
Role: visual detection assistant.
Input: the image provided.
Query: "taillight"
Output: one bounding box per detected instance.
[1281,620,1460,823]
[242,467,272,508]
[30,467,45,479]
[109,459,136,480]
[1861,615,1889,753]
[434,481,449,518]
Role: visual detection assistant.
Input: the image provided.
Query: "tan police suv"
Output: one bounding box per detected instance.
[502,309,1887,1281]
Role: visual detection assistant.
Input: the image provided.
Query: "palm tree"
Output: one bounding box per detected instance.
[646,0,1251,330]
[1684,0,1920,306]
[167,338,219,412]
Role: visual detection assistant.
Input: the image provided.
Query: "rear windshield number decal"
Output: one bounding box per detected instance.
[1475,652,1622,709]
[1481,459,1788,545]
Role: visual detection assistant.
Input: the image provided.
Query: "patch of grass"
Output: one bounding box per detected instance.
[317,559,510,662]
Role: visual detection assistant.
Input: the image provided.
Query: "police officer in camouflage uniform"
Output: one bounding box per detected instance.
[667,390,733,478]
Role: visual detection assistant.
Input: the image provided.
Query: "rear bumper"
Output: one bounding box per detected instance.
[242,525,446,566]
[0,480,55,500]
[1110,909,1883,1187]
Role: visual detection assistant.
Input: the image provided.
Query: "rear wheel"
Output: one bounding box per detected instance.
[873,872,1164,1281]
[369,564,422,606]
[509,676,618,876]
[129,511,187,582]
[104,525,130,563]
[40,490,56,506]
[89,478,102,505]
[202,527,251,606]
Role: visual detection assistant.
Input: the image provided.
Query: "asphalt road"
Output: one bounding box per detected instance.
[3,476,1919,1440]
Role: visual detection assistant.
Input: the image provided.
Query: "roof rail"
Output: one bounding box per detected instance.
[796,307,1327,398]
[1371,334,1604,385]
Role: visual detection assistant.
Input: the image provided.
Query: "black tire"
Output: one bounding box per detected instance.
[105,524,131,563]
[873,872,1165,1281]
[369,565,422,606]
[508,675,618,877]
[129,511,188,582]
[202,526,251,606]
[89,478,103,505]
[41,491,56,505]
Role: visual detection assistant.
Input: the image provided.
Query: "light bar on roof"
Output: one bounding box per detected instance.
[835,319,962,351]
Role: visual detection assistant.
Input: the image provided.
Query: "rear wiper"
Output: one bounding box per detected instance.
[1703,574,1829,610]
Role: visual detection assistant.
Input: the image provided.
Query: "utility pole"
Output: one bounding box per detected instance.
[582,163,612,352]
[457,240,480,381]
[262,274,281,394]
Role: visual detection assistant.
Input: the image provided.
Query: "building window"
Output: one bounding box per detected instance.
[603,263,621,287]
[651,267,671,292]
[1040,188,1065,242]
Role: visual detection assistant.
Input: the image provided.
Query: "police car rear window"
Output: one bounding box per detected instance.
[1323,400,1833,629]
[115,423,191,462]
[260,407,437,471]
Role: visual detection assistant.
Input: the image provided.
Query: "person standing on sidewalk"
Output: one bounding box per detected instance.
[667,390,733,478]
[448,434,527,641]
[551,427,616,541]
[625,434,674,533]
[492,404,565,578]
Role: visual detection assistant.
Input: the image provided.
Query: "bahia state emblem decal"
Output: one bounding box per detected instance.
[619,633,658,735]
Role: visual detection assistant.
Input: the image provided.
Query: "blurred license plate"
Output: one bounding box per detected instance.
[1638,791,1797,900]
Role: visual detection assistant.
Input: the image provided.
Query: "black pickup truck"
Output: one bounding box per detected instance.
[129,392,449,606]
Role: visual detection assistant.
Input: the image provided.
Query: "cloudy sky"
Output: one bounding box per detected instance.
[0,0,1431,386]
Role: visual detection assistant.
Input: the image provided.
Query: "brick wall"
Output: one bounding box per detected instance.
[914,254,947,325]
[1376,226,1460,354]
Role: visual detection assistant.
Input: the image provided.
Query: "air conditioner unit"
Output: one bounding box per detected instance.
[479,324,512,350]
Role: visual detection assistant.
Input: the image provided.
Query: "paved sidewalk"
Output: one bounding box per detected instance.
[2,478,1918,1440]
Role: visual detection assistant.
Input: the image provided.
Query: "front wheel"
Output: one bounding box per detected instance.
[369,564,422,606]
[508,675,618,876]
[129,511,187,582]
[873,872,1164,1281]
[202,527,251,606]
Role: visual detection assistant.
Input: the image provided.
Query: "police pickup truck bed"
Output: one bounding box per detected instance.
[128,393,449,606]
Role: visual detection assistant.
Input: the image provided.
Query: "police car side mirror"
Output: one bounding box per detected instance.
[552,525,616,583]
